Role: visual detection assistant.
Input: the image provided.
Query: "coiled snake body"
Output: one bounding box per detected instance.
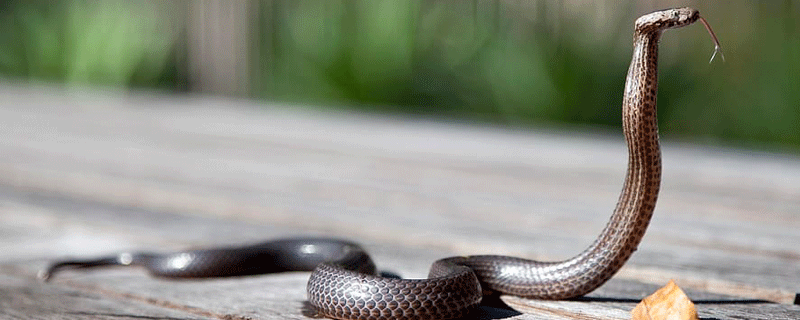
[42,7,721,320]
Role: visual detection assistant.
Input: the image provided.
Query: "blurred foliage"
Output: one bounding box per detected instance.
[262,1,800,150]
[0,0,798,151]
[0,0,180,88]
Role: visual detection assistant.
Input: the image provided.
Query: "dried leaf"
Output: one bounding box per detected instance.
[631,280,698,320]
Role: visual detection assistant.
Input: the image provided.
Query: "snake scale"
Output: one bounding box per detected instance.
[41,7,722,320]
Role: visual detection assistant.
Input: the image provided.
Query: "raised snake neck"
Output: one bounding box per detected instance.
[41,7,717,320]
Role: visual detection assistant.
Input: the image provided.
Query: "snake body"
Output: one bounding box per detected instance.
[42,7,714,320]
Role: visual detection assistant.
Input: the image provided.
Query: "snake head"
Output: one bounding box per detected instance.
[635,7,700,33]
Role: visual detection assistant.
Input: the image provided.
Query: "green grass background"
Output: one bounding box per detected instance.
[1,1,798,151]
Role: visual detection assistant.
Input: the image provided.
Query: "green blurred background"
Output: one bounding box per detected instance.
[1,0,798,151]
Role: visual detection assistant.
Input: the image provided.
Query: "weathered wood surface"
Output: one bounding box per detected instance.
[0,84,798,319]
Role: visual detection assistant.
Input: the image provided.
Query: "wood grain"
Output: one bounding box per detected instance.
[0,84,798,319]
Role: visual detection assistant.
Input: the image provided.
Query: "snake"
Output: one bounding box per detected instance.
[40,7,722,320]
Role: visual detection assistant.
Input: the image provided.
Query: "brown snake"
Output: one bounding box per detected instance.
[41,7,722,320]
[307,7,723,320]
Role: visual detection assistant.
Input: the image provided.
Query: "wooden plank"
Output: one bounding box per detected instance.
[0,194,546,320]
[0,84,798,319]
[3,193,797,320]
[0,272,216,320]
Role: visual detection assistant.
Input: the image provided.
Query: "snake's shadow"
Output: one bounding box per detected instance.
[575,296,773,304]
[472,294,523,319]
[469,296,779,320]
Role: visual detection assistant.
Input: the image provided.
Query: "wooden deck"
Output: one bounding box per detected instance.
[1,84,798,319]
